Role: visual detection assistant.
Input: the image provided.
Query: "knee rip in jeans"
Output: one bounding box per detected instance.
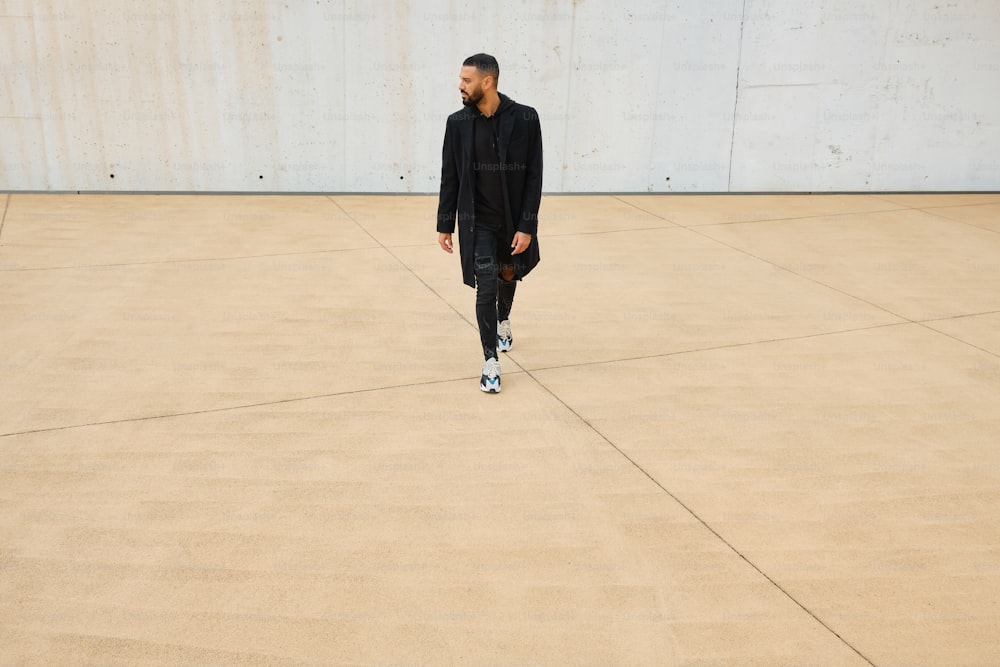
[500,265,515,281]
[475,257,498,284]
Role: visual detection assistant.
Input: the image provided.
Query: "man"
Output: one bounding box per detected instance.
[437,53,543,393]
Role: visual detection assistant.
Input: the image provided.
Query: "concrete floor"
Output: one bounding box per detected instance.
[2,192,999,665]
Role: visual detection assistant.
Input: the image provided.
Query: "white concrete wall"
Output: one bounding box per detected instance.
[1,0,997,192]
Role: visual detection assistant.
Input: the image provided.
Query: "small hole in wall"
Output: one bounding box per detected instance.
[259,175,264,179]
[110,174,115,179]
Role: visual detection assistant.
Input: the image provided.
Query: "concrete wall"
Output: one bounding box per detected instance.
[1,0,997,192]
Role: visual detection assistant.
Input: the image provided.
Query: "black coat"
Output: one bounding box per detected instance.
[437,93,542,288]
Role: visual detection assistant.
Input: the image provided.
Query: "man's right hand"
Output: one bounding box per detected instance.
[438,233,454,254]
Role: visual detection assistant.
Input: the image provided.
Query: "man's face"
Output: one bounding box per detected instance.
[459,65,487,106]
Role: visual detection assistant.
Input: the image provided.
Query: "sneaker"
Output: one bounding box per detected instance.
[480,357,501,393]
[497,319,513,353]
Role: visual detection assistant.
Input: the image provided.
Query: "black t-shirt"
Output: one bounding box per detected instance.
[473,112,505,229]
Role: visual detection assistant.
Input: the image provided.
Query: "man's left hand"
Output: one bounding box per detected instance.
[511,232,532,255]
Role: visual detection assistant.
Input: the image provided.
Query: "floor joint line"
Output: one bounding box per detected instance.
[918,206,1000,236]
[523,368,877,666]
[325,196,478,334]
[918,309,1000,323]
[0,245,379,273]
[916,321,1000,360]
[0,374,481,439]
[612,194,912,229]
[0,193,10,241]
[612,195,1000,364]
[522,321,912,374]
[652,209,915,325]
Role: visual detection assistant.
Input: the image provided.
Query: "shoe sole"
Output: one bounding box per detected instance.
[480,375,501,393]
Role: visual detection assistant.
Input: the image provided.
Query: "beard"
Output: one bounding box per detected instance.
[462,88,482,106]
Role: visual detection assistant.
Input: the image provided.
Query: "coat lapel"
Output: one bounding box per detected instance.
[496,95,515,163]
[459,110,474,168]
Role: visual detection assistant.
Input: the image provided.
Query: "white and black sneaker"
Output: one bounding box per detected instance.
[497,319,513,353]
[480,357,501,393]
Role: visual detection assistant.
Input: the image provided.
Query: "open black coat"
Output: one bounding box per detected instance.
[437,93,542,288]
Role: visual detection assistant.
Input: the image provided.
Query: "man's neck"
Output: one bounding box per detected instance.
[477,93,501,117]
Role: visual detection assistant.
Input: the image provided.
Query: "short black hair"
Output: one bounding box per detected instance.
[463,53,499,81]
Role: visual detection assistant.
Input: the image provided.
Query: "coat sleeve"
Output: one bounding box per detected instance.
[437,120,459,234]
[518,109,543,236]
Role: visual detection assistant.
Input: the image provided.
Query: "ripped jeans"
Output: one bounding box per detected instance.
[473,224,517,361]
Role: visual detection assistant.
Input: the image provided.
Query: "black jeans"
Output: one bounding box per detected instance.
[473,224,517,360]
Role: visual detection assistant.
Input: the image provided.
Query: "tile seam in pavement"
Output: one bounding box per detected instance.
[521,369,877,667]
[0,373,521,438]
[608,200,1000,370]
[543,223,680,237]
[522,321,913,373]
[614,196,917,324]
[8,196,991,439]
[614,195,911,228]
[321,193,868,662]
[922,203,1000,212]
[0,193,10,240]
[617,197,1000,363]
[10,317,979,439]
[378,223,679,246]
[614,197,1000,363]
[918,206,1000,236]
[868,193,1000,211]
[917,321,1000,360]
[679,212,907,228]
[9,317,966,438]
[320,197,919,381]
[920,309,1000,324]
[325,196,478,333]
[0,246,382,273]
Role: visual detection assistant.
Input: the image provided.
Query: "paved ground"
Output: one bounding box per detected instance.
[2,192,999,665]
